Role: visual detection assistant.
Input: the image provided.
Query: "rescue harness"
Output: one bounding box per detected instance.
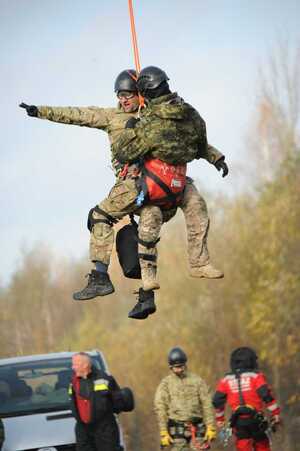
[168,418,209,450]
[139,158,186,209]
[118,157,187,210]
[230,372,268,435]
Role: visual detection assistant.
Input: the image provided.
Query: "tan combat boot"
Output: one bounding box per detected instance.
[190,263,224,279]
[140,260,160,291]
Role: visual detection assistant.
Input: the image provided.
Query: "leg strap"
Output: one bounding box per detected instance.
[138,254,157,262]
[138,237,160,249]
[93,206,118,224]
[87,205,118,231]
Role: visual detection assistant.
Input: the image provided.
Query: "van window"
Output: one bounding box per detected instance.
[0,356,104,418]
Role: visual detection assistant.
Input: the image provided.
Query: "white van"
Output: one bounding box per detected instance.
[0,350,125,451]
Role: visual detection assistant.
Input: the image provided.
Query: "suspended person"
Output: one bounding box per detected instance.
[111,66,228,281]
[19,69,226,315]
[212,347,281,451]
[69,352,134,451]
[19,71,168,316]
[20,69,166,319]
[154,347,217,450]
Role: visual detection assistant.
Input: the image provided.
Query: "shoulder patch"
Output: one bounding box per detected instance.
[94,378,109,392]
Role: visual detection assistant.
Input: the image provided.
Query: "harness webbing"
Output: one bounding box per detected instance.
[138,237,160,249]
[142,166,183,207]
[93,206,118,225]
[236,372,246,406]
[138,253,156,262]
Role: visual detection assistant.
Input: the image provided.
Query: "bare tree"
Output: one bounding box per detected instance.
[248,41,300,183]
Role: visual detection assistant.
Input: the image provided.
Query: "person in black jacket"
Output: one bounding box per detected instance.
[69,352,122,451]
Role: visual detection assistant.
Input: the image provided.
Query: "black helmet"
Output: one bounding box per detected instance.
[168,347,187,367]
[114,69,137,93]
[137,66,169,96]
[230,347,258,372]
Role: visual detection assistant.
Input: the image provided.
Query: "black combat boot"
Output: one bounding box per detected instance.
[128,288,156,320]
[73,270,114,301]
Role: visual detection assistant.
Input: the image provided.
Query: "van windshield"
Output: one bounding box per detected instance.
[0,356,104,417]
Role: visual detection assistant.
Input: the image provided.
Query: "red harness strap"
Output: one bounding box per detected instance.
[189,423,210,450]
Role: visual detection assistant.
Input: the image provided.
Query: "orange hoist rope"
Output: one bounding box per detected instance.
[128,0,144,108]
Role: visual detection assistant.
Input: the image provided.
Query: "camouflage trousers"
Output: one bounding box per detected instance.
[89,177,210,271]
[90,178,163,268]
[180,178,210,269]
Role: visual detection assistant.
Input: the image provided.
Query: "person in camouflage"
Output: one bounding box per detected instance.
[20,71,163,314]
[154,347,216,450]
[112,67,219,166]
[19,68,227,315]
[112,66,228,284]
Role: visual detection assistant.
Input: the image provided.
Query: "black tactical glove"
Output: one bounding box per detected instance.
[19,102,38,117]
[125,117,140,129]
[215,157,229,177]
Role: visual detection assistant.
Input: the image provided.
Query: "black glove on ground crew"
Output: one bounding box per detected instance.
[215,157,229,177]
[19,103,38,117]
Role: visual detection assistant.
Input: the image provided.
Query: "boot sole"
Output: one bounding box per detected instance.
[73,286,115,301]
[190,273,224,279]
[128,306,156,320]
[128,312,148,320]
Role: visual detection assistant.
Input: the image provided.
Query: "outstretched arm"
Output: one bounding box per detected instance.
[20,103,112,130]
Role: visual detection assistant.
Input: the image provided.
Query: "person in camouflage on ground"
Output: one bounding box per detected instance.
[19,68,227,317]
[154,347,216,450]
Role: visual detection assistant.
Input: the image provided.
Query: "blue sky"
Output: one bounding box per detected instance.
[1,0,299,285]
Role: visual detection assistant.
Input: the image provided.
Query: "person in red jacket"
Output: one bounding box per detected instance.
[70,352,124,451]
[212,347,281,451]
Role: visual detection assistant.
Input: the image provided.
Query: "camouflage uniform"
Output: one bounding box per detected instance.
[37,104,164,288]
[154,371,215,451]
[111,93,209,164]
[37,103,223,283]
[111,93,224,272]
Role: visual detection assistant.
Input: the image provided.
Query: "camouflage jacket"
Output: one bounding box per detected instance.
[154,371,215,431]
[37,103,137,176]
[0,418,4,448]
[37,103,223,174]
[111,93,223,165]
